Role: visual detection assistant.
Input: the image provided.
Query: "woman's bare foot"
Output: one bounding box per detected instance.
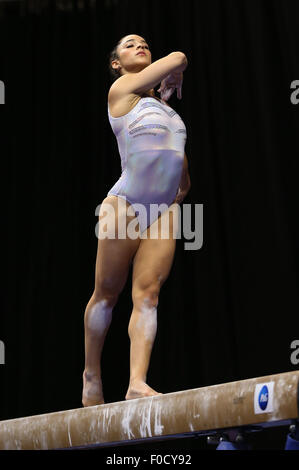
[125,378,163,400]
[82,371,105,407]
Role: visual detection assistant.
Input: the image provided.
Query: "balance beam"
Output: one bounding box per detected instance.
[0,370,298,450]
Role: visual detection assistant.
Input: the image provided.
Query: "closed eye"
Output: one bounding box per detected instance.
[127,45,149,49]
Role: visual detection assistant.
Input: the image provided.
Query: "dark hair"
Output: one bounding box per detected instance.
[108,36,125,83]
[108,34,148,83]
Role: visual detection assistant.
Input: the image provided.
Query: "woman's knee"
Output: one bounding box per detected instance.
[92,286,119,308]
[94,269,130,305]
[132,281,160,309]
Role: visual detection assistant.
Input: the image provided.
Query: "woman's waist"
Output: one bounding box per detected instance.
[125,147,185,162]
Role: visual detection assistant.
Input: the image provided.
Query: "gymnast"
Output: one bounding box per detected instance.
[82,34,191,407]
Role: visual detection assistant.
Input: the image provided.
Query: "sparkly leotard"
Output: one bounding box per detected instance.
[107,94,187,234]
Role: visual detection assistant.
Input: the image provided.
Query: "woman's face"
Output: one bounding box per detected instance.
[113,35,152,75]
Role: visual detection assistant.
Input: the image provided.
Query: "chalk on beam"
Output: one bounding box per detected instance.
[0,370,298,450]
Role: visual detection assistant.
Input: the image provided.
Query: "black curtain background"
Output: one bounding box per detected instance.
[1,0,299,450]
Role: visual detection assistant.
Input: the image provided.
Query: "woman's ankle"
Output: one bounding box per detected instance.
[83,369,102,381]
[129,376,146,385]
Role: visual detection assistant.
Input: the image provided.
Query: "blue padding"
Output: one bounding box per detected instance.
[216,440,250,450]
[285,433,299,450]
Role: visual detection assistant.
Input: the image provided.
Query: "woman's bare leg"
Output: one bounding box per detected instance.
[126,295,162,399]
[125,205,179,399]
[82,294,115,406]
[82,196,141,407]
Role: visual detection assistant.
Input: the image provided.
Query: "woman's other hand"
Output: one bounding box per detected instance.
[157,72,183,101]
[173,184,190,204]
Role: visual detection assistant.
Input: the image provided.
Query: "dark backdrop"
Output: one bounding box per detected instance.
[1,0,299,450]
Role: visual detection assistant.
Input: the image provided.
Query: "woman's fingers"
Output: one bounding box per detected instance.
[158,81,183,101]
[177,85,182,99]
[177,73,183,99]
[162,87,175,101]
